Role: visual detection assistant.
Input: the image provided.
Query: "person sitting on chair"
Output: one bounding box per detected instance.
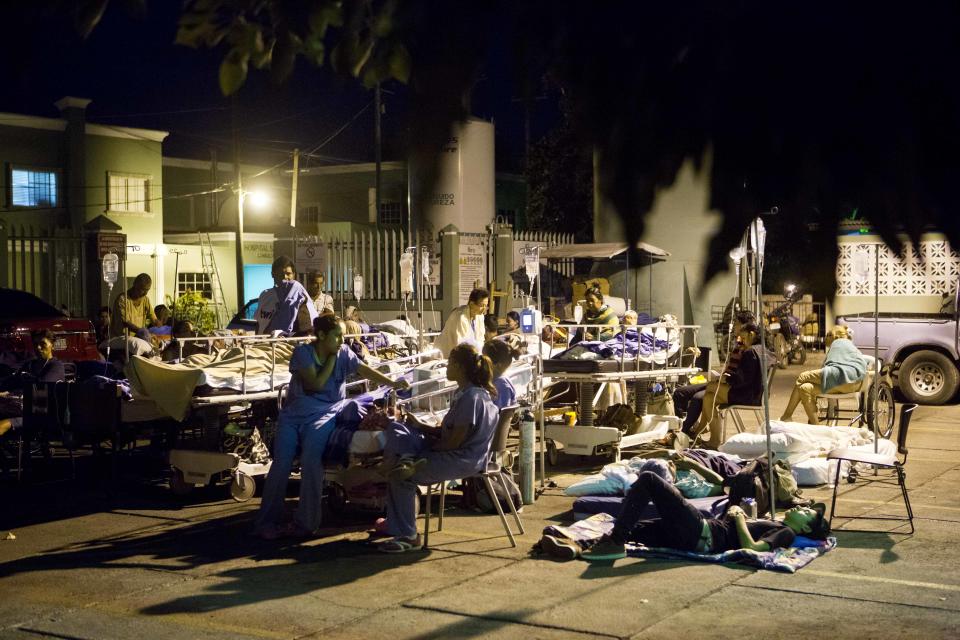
[689,321,773,449]
[17,330,65,385]
[376,343,499,553]
[674,311,755,435]
[483,339,518,409]
[781,325,866,425]
[542,470,829,561]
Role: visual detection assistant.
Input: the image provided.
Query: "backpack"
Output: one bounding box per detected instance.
[723,456,810,516]
[597,404,639,433]
[462,467,523,514]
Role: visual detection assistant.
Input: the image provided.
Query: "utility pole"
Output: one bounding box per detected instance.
[375,81,382,227]
[290,148,299,228]
[233,104,245,309]
[210,147,218,228]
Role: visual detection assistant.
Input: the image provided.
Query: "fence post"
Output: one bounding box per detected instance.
[0,221,6,289]
[494,226,514,317]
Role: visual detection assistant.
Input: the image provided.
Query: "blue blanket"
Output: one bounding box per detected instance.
[557,328,672,360]
[543,513,836,573]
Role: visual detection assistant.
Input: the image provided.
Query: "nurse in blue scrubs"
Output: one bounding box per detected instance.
[255,314,408,540]
[483,339,518,409]
[378,343,500,553]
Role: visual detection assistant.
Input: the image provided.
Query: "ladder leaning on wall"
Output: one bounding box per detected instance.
[199,232,229,329]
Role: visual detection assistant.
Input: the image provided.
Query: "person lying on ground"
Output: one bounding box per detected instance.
[781,325,866,425]
[542,470,829,561]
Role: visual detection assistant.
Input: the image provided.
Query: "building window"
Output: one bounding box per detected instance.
[496,208,516,226]
[108,173,151,213]
[379,201,403,226]
[10,167,58,208]
[177,272,212,299]
[300,204,320,225]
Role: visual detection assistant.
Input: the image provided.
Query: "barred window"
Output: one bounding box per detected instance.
[108,173,151,213]
[177,272,212,299]
[379,201,403,226]
[11,167,58,208]
[300,204,320,225]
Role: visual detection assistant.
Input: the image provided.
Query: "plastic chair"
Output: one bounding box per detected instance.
[422,405,524,549]
[826,403,917,533]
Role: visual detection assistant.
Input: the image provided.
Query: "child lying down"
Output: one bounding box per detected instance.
[541,470,829,562]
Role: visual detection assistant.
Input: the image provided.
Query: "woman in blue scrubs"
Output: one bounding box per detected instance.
[255,314,408,540]
[483,339,518,409]
[378,343,500,553]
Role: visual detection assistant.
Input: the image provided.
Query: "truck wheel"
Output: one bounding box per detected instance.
[900,350,960,405]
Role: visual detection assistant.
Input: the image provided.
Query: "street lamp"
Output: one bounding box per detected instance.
[227,187,271,310]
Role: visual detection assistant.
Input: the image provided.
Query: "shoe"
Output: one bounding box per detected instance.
[378,534,423,553]
[540,535,581,560]
[387,457,427,481]
[581,535,627,562]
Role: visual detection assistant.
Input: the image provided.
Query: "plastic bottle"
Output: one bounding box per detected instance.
[741,497,758,519]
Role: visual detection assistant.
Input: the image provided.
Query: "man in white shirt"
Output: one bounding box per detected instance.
[434,287,489,357]
[256,256,318,335]
[306,271,335,314]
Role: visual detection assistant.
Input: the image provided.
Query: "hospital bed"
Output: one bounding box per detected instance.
[539,321,701,462]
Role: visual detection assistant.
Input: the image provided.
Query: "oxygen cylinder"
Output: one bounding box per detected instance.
[519,408,536,504]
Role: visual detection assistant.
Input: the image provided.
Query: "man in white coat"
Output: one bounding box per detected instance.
[434,288,489,357]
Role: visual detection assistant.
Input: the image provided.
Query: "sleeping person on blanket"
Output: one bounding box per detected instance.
[541,471,829,561]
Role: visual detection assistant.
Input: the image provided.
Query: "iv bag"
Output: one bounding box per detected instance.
[573,302,584,324]
[421,249,431,279]
[399,252,414,294]
[353,273,364,301]
[102,253,119,285]
[852,247,871,284]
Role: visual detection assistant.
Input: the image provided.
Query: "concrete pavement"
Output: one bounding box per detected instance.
[2,353,959,639]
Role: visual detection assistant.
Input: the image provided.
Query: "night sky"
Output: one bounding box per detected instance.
[0,3,556,172]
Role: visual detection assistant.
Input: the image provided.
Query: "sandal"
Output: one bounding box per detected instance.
[378,535,423,553]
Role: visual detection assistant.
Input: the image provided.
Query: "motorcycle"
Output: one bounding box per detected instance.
[766,284,806,368]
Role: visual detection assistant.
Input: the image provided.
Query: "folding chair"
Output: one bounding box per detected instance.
[827,403,917,533]
[714,363,777,444]
[422,405,524,548]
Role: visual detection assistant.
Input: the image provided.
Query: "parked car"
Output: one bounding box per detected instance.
[841,291,960,405]
[0,288,101,368]
[225,299,259,334]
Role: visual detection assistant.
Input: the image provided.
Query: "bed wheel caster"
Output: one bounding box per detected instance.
[169,469,193,496]
[230,471,257,502]
[546,440,560,467]
[846,469,859,484]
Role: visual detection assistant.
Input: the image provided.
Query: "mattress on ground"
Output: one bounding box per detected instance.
[572,494,728,521]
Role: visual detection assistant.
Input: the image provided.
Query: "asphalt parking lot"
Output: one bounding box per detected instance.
[2,353,959,640]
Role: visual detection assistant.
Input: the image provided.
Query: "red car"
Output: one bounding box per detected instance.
[0,288,101,368]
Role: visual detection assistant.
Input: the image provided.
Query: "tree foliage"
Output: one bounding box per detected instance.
[525,97,594,243]
[71,1,960,291]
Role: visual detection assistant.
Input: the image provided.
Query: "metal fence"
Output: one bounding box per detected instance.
[294,228,441,302]
[3,224,86,314]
